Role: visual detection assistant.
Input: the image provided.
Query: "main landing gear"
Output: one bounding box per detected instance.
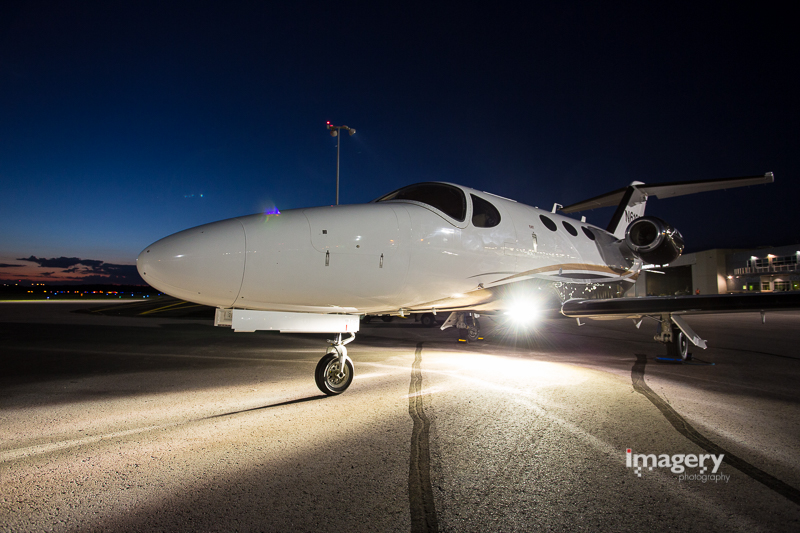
[653,313,702,362]
[315,332,355,395]
[665,325,690,360]
[441,311,483,343]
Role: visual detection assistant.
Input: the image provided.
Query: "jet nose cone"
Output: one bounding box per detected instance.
[137,218,246,307]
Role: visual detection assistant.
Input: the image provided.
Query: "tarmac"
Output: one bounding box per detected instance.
[1,300,799,532]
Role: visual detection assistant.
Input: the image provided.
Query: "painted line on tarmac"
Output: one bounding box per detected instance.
[138,301,204,315]
[1,393,330,462]
[408,342,439,533]
[0,423,178,462]
[353,372,390,380]
[713,346,800,361]
[6,345,319,362]
[632,353,800,506]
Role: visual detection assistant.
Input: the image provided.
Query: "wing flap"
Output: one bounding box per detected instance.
[561,292,800,319]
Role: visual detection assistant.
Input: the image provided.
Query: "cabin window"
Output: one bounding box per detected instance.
[375,182,466,222]
[539,215,557,232]
[470,194,501,228]
[581,226,596,240]
[562,221,578,236]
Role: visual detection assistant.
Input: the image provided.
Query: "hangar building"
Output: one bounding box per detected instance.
[624,244,800,297]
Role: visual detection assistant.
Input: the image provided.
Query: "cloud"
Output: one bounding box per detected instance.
[17,256,145,285]
[18,256,83,268]
[0,263,24,268]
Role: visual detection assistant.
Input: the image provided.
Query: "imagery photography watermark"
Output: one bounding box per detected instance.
[626,448,730,483]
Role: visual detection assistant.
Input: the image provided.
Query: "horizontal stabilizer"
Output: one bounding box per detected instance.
[561,172,773,213]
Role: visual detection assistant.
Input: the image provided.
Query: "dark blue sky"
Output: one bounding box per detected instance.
[1,2,797,284]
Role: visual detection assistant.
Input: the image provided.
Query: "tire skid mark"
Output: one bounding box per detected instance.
[632,353,800,506]
[408,342,439,532]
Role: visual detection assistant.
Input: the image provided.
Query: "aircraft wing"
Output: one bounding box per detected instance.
[561,292,800,319]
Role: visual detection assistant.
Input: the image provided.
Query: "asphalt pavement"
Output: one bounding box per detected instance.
[1,301,799,532]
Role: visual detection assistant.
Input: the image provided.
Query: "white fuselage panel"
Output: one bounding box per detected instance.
[137,183,638,315]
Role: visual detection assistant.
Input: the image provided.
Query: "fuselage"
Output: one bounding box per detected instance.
[136,182,639,314]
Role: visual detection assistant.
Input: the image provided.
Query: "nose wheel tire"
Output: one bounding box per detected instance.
[315,353,354,395]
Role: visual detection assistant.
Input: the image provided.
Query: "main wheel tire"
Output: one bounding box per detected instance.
[466,326,480,342]
[420,313,436,327]
[676,329,690,360]
[315,353,354,395]
[666,327,690,360]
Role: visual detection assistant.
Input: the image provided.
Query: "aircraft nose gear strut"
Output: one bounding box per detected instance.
[315,332,355,395]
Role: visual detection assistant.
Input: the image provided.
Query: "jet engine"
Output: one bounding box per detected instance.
[624,216,684,265]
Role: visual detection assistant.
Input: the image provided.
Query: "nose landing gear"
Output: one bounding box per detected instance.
[315,332,355,395]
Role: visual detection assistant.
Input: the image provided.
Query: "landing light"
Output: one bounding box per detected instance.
[505,300,540,325]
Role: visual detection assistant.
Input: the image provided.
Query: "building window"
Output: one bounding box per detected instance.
[761,282,771,291]
[772,256,798,266]
[774,281,791,292]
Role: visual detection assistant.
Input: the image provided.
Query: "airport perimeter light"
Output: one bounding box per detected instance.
[326,121,356,205]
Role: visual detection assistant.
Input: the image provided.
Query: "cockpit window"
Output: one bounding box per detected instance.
[471,194,501,228]
[375,182,466,222]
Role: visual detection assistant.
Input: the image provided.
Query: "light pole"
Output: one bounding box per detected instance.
[326,121,355,205]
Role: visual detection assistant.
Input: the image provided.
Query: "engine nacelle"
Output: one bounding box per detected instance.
[624,216,684,265]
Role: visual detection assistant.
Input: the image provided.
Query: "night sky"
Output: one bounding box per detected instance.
[1,2,797,285]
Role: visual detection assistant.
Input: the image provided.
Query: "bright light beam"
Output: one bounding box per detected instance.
[505,299,540,325]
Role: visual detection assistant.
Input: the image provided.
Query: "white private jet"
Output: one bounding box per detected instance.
[137,172,796,395]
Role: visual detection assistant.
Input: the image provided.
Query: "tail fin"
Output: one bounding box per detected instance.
[605,182,647,238]
[560,172,774,239]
